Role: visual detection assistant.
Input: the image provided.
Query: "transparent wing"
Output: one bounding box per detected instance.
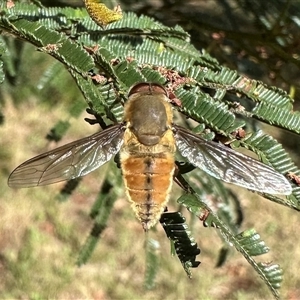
[173,125,292,195]
[8,124,125,188]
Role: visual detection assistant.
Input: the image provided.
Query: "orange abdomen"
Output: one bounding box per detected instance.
[121,152,175,231]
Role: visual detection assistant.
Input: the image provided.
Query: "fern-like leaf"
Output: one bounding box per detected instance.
[253,103,300,134]
[159,211,201,278]
[178,193,282,299]
[175,87,245,133]
[234,131,300,209]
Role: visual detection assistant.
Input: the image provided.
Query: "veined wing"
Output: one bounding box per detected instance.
[8,124,125,188]
[173,125,292,195]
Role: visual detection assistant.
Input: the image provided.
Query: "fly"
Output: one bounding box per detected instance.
[8,82,292,230]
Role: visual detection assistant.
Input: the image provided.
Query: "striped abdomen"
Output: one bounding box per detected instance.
[121,142,175,231]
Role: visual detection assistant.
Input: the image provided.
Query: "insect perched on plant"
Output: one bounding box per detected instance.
[8,82,292,230]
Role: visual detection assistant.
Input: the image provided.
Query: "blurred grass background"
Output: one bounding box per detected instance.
[1,1,300,299]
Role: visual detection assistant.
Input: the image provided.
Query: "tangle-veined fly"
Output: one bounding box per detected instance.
[8,83,292,230]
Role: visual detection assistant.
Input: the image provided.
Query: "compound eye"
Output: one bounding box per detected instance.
[128,82,168,97]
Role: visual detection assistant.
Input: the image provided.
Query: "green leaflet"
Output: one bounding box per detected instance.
[2,4,86,30]
[0,18,95,74]
[257,263,283,290]
[105,12,189,41]
[140,66,166,84]
[187,65,239,86]
[236,131,300,209]
[235,78,293,108]
[97,83,124,122]
[253,103,300,133]
[175,87,245,133]
[113,60,146,86]
[235,229,269,256]
[69,71,108,116]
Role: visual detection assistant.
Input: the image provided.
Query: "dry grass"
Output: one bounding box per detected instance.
[1,69,300,299]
